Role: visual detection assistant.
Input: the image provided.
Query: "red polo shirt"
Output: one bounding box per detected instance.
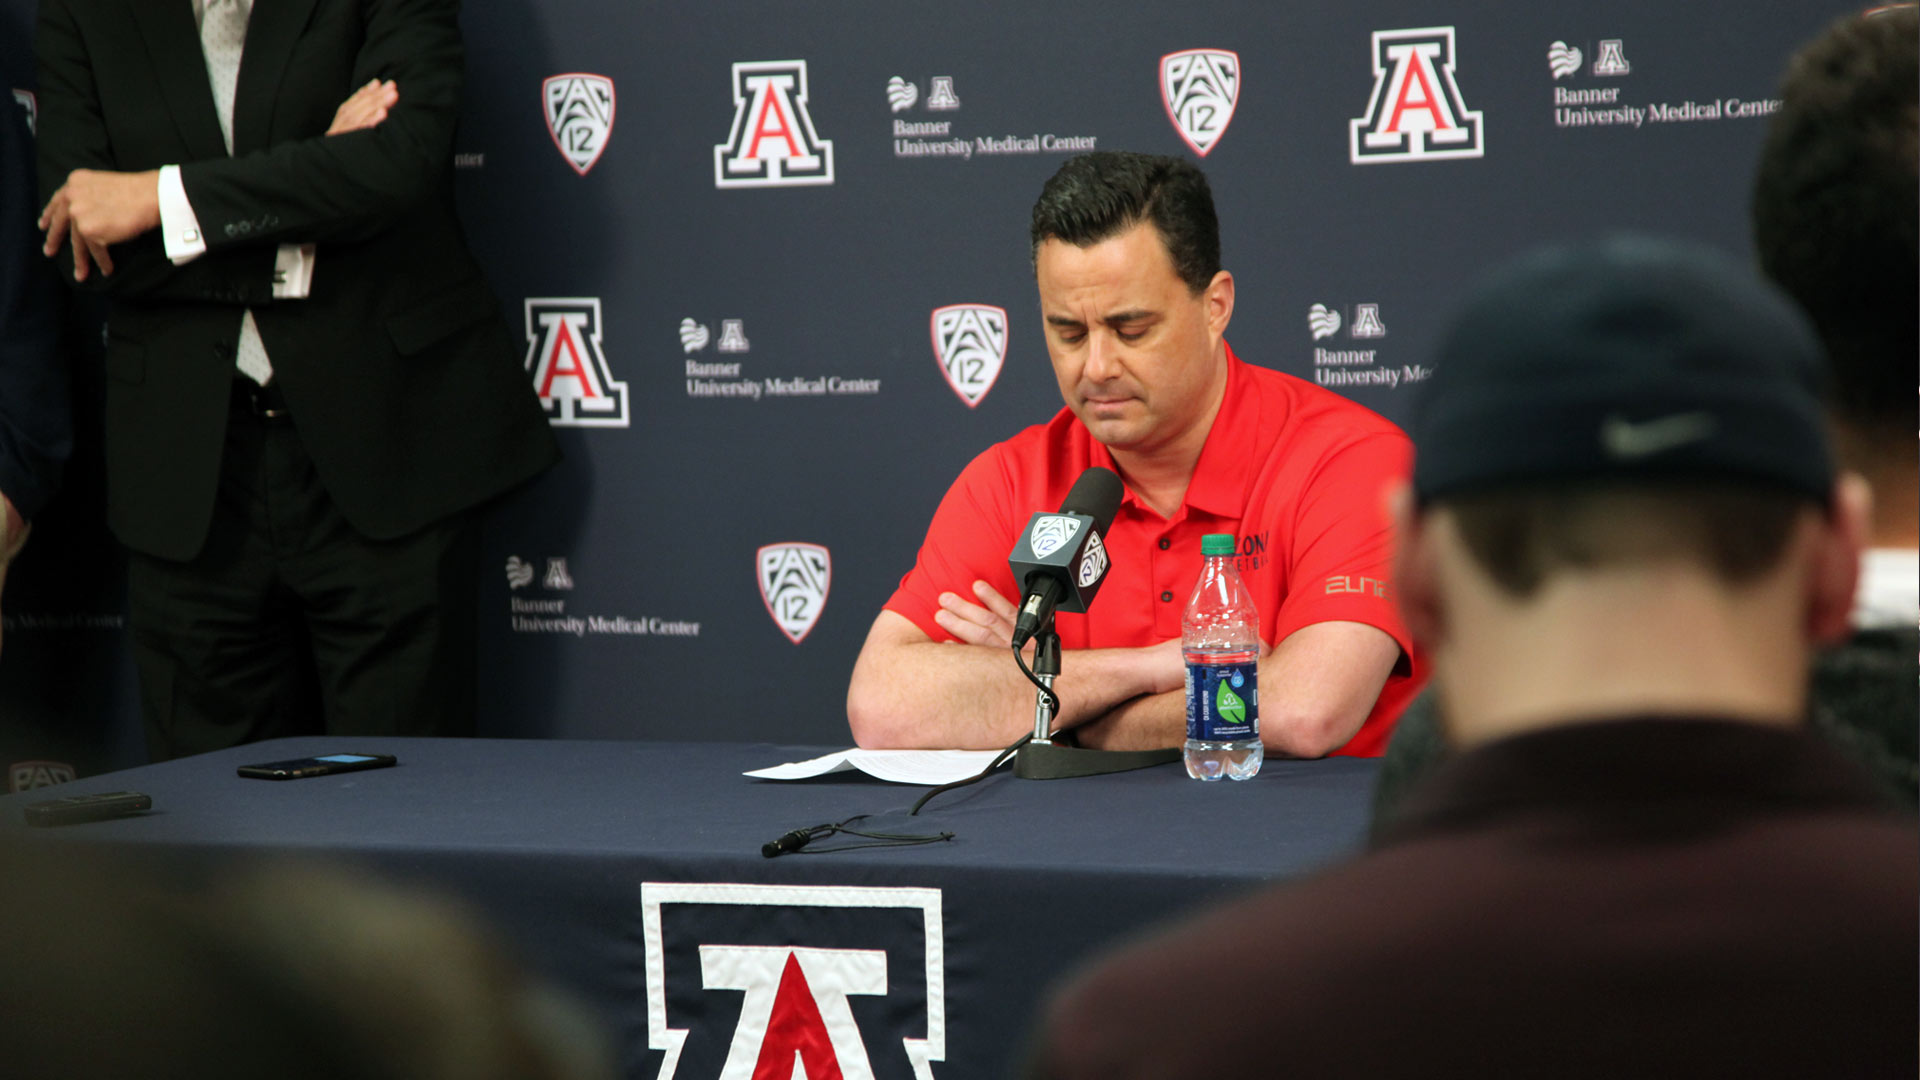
[884,346,1420,756]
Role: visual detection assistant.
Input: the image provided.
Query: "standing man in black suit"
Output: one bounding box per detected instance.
[34,0,559,758]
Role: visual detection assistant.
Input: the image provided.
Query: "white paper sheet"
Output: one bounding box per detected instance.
[745,748,1005,785]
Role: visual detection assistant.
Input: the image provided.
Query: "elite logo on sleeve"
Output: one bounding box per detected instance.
[715,60,835,188]
[758,543,831,644]
[1160,49,1240,157]
[1350,27,1484,163]
[543,74,615,176]
[929,304,1007,408]
[524,298,631,427]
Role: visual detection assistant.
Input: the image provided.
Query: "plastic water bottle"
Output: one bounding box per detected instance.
[1183,533,1263,781]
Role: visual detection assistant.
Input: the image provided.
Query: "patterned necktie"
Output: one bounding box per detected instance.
[200,0,274,384]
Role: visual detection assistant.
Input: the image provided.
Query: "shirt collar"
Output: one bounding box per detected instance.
[1088,342,1272,520]
[1853,547,1919,630]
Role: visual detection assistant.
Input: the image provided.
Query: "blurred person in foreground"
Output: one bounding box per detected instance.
[1373,5,1920,815]
[1026,236,1919,1079]
[0,841,612,1080]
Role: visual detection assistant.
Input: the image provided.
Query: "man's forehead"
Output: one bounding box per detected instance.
[1034,224,1181,307]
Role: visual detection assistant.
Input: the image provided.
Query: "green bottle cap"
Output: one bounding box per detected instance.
[1201,533,1236,556]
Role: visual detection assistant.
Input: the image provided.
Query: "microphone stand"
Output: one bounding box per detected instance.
[1013,614,1181,780]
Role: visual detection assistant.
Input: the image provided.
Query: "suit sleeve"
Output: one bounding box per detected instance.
[882,446,1023,642]
[178,0,466,251]
[34,0,277,303]
[1,75,73,519]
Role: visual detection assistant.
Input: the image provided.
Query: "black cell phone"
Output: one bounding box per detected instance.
[24,790,153,827]
[236,753,397,780]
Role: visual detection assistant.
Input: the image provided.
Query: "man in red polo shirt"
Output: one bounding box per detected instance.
[847,151,1418,755]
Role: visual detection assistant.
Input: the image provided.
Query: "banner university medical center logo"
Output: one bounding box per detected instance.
[715,60,835,188]
[929,304,1006,407]
[1350,27,1484,163]
[758,543,831,644]
[543,74,614,175]
[1160,49,1240,157]
[643,883,947,1080]
[524,298,630,427]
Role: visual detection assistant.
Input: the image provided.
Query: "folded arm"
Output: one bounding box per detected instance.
[846,595,1185,750]
[1075,620,1401,756]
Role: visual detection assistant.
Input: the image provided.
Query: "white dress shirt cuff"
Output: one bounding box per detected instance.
[273,243,315,299]
[157,165,206,265]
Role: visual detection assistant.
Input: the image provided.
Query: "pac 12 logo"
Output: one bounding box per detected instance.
[714,60,835,188]
[758,543,831,644]
[1350,27,1484,163]
[1027,515,1082,560]
[524,298,631,427]
[644,883,946,1080]
[543,73,615,175]
[929,304,1006,408]
[1160,49,1240,157]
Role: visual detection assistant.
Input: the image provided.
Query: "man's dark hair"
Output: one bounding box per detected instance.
[1752,5,1918,442]
[1444,484,1809,599]
[1030,151,1220,294]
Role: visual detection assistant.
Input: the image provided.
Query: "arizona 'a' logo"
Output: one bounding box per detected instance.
[1350,27,1484,164]
[644,883,947,1080]
[758,543,831,644]
[1027,515,1082,560]
[1160,49,1240,157]
[714,60,835,188]
[543,74,615,175]
[524,298,630,427]
[929,304,1006,408]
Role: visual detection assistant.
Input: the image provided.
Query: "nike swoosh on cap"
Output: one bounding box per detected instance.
[1598,412,1719,460]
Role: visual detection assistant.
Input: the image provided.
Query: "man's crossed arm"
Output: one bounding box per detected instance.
[847,581,1401,756]
[37,79,400,282]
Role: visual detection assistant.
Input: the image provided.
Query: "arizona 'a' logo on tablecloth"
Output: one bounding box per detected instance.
[524,298,630,427]
[1350,27,1483,163]
[1160,49,1239,157]
[543,74,614,175]
[758,543,831,644]
[643,882,947,1080]
[929,304,1006,408]
[714,60,835,188]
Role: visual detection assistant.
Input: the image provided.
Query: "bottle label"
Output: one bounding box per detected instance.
[1185,662,1258,741]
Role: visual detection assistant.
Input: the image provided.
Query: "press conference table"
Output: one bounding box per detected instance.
[3,737,1379,1078]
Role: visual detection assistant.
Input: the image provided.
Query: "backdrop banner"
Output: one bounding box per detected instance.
[0,0,1857,771]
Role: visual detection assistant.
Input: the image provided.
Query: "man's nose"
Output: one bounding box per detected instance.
[1084,332,1124,384]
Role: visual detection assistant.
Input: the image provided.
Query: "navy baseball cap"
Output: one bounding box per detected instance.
[1410,235,1834,504]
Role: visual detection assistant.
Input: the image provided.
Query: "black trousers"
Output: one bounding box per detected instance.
[129,382,479,761]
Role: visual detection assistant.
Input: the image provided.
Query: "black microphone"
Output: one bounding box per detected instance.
[1008,467,1124,648]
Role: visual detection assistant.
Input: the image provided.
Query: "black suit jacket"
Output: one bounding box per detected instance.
[35,0,557,559]
[1,60,70,521]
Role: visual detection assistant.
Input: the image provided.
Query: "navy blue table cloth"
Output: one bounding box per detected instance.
[3,737,1377,1078]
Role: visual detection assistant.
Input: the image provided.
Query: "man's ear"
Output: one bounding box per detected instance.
[1806,472,1871,645]
[1203,270,1234,341]
[1387,480,1444,655]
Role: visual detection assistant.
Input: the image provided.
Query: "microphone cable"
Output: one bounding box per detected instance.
[762,814,953,857]
[908,638,1061,816]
